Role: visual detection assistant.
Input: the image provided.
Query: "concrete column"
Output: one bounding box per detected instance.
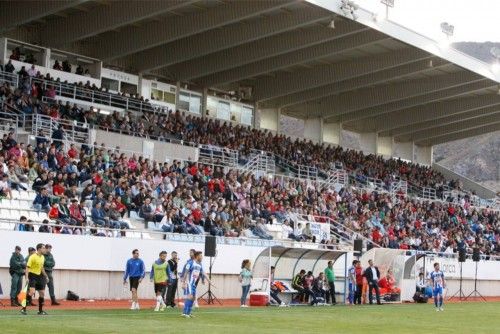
[376,135,393,158]
[175,81,181,111]
[0,37,6,65]
[137,73,144,96]
[252,102,258,129]
[322,121,342,146]
[42,48,51,68]
[201,88,208,118]
[393,140,414,161]
[258,108,280,133]
[359,132,377,155]
[415,145,433,166]
[303,117,323,143]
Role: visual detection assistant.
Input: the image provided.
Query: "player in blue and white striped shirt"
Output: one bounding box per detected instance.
[180,251,210,318]
[347,260,357,305]
[429,262,446,311]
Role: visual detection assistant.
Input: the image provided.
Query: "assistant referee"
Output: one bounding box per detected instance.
[21,243,49,315]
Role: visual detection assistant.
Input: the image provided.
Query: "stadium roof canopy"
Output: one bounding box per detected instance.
[2,0,499,145]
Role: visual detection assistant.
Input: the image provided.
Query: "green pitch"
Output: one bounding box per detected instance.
[0,303,498,334]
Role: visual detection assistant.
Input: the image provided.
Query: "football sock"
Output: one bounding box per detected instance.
[39,297,44,312]
[183,299,191,314]
[434,296,438,307]
[156,296,161,309]
[439,296,443,307]
[186,299,193,314]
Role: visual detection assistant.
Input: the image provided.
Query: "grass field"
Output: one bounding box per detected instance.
[0,303,499,334]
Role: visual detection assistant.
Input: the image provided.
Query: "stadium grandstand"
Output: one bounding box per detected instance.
[0,0,498,333]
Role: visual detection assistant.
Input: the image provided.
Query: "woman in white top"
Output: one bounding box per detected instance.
[239,259,253,307]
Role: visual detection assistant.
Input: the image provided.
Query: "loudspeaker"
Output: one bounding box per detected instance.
[204,235,217,257]
[458,248,466,262]
[354,239,363,252]
[472,247,480,262]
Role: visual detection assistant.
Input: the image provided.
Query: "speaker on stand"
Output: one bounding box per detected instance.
[199,236,222,305]
[465,248,486,301]
[353,239,363,258]
[449,248,466,301]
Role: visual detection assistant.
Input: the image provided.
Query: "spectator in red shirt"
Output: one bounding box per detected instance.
[69,199,85,226]
[53,181,65,198]
[92,171,103,186]
[371,227,382,244]
[68,144,78,159]
[188,163,198,177]
[48,203,59,220]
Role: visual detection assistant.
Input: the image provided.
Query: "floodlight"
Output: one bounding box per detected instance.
[440,22,454,37]
[381,0,395,7]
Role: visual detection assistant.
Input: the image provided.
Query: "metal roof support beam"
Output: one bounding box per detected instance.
[167,23,367,81]
[402,113,500,142]
[129,7,333,72]
[253,48,431,102]
[366,95,500,132]
[415,123,500,146]
[388,107,500,138]
[291,71,487,119]
[0,0,86,33]
[89,0,293,61]
[338,80,495,123]
[39,0,194,47]
[330,72,485,118]
[262,58,447,109]
[197,29,389,87]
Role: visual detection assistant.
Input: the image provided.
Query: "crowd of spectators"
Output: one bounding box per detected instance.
[1,60,154,107]
[0,62,482,195]
[0,126,497,255]
[1,59,498,256]
[0,63,481,196]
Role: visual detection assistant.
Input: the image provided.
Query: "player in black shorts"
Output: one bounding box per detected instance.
[21,243,49,315]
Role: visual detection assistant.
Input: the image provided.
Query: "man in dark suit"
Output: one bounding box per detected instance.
[363,259,381,305]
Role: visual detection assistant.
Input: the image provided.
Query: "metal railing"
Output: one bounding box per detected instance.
[322,168,348,191]
[275,155,318,180]
[390,179,408,197]
[0,110,21,138]
[0,70,18,87]
[0,218,339,250]
[349,173,389,192]
[241,149,276,174]
[198,144,238,168]
[32,113,91,145]
[288,213,381,250]
[30,77,168,114]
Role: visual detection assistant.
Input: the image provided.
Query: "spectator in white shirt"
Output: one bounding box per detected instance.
[282,219,300,241]
[27,65,37,77]
[0,174,13,199]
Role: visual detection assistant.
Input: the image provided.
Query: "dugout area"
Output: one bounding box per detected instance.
[252,246,349,304]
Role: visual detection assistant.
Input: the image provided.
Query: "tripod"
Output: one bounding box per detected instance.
[448,262,466,301]
[465,261,486,301]
[198,256,222,305]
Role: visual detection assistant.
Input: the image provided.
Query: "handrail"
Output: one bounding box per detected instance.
[406,249,500,262]
[0,109,20,139]
[0,218,341,250]
[0,70,18,87]
[275,154,318,180]
[31,76,169,114]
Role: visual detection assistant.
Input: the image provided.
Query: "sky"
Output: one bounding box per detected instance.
[353,0,500,43]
